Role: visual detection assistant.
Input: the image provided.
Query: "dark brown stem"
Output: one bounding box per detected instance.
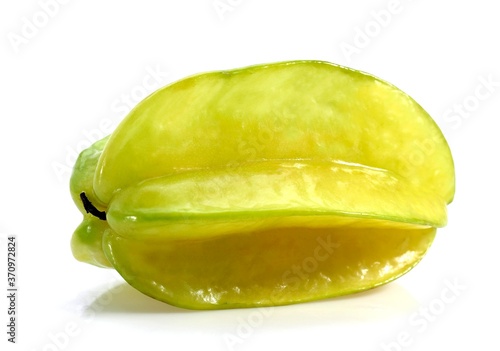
[80,192,106,220]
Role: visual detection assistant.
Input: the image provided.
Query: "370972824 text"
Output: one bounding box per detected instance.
[6,236,17,343]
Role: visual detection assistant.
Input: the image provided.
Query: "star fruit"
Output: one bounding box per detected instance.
[70,60,455,309]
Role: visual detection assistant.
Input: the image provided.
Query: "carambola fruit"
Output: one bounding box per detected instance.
[70,60,455,309]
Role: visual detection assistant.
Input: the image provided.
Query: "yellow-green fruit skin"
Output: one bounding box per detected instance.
[70,60,455,309]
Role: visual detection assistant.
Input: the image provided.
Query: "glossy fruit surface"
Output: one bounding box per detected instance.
[70,60,455,309]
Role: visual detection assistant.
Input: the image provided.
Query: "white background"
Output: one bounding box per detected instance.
[1,1,499,350]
